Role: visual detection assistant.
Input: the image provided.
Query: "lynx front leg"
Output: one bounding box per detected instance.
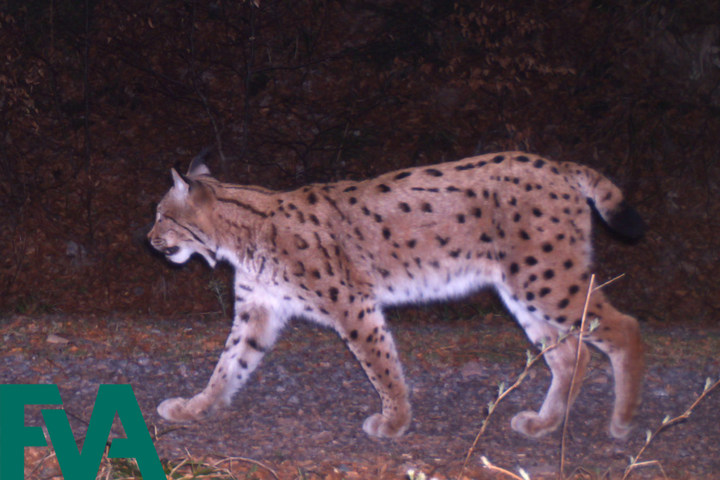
[340,306,411,438]
[158,304,283,422]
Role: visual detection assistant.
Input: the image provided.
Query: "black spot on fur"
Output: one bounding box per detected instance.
[525,256,538,266]
[377,184,392,193]
[394,171,412,180]
[425,168,444,177]
[399,202,411,212]
[543,269,555,280]
[421,203,433,213]
[294,235,310,250]
[436,235,450,247]
[247,338,265,352]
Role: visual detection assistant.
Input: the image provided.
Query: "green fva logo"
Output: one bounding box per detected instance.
[0,384,164,480]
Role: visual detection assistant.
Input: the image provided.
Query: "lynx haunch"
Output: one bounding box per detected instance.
[148,152,644,439]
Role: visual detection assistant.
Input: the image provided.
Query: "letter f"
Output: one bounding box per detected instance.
[0,384,62,480]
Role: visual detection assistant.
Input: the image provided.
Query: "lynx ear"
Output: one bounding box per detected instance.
[171,168,190,196]
[187,148,213,177]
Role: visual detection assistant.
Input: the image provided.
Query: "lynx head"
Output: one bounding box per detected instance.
[148,158,218,267]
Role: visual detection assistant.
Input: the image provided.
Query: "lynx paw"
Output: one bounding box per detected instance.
[157,397,208,423]
[362,413,410,438]
[510,410,561,438]
[610,419,632,439]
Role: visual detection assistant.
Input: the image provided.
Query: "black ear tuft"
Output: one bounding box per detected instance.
[608,201,646,239]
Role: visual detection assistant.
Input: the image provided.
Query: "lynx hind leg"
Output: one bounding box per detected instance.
[339,303,411,438]
[512,310,590,437]
[158,304,282,423]
[585,295,644,438]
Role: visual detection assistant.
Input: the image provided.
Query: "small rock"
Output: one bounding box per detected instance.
[47,334,69,344]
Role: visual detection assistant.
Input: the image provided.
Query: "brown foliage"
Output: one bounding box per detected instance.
[1,0,719,322]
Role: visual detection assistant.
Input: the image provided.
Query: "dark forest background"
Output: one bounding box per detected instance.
[1,0,719,323]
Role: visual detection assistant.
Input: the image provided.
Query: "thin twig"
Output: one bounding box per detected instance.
[459,331,570,478]
[560,274,596,478]
[238,2,257,173]
[189,3,226,174]
[592,273,625,292]
[622,377,720,480]
[480,456,527,480]
[215,455,280,480]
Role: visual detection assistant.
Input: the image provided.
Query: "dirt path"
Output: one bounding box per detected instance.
[2,315,719,479]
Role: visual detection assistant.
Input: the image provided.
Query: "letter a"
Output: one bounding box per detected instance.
[43,384,164,480]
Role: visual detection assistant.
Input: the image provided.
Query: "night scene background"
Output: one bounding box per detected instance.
[1,1,720,479]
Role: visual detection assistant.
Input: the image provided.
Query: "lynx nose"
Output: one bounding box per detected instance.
[149,237,163,248]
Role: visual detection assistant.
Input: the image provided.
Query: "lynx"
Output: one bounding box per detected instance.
[148,151,644,439]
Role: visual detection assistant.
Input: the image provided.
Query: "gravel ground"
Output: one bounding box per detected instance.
[2,315,719,479]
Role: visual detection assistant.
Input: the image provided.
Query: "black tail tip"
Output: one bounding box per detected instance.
[608,201,646,239]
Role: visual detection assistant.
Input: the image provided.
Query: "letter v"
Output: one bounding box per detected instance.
[42,385,163,480]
